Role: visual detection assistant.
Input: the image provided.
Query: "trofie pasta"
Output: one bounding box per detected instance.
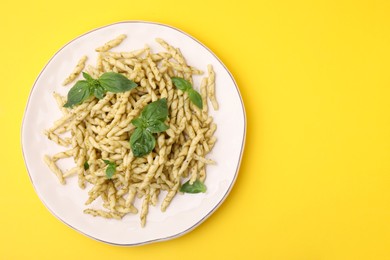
[95,34,127,52]
[62,55,88,86]
[44,35,218,227]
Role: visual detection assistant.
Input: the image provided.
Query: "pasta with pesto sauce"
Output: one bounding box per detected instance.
[43,35,218,227]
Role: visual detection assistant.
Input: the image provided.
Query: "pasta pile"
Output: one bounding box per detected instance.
[43,34,219,227]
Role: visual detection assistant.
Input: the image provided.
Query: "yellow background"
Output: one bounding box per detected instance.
[1,0,390,259]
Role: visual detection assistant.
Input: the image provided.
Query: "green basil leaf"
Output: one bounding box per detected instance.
[93,84,106,99]
[171,77,192,91]
[146,120,169,133]
[103,159,110,165]
[141,98,168,122]
[131,117,146,129]
[130,128,156,157]
[187,88,203,109]
[129,98,169,157]
[180,180,207,193]
[172,77,203,109]
[83,161,89,170]
[98,72,137,93]
[102,159,116,179]
[82,72,94,82]
[106,163,116,179]
[63,80,91,108]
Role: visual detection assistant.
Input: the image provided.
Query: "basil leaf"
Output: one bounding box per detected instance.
[130,128,156,157]
[131,117,146,129]
[82,72,94,82]
[171,77,203,109]
[103,159,110,165]
[171,77,191,91]
[93,85,106,99]
[141,98,168,122]
[106,163,116,179]
[187,88,203,109]
[83,161,89,170]
[98,72,137,93]
[103,159,116,179]
[146,120,169,133]
[63,80,91,108]
[64,72,137,108]
[180,180,207,193]
[129,98,169,157]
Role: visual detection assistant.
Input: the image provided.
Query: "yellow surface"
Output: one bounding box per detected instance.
[1,0,390,259]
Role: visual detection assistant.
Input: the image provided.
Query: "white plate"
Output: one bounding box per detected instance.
[21,21,246,246]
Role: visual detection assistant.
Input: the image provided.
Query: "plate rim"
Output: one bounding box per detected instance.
[21,20,247,246]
